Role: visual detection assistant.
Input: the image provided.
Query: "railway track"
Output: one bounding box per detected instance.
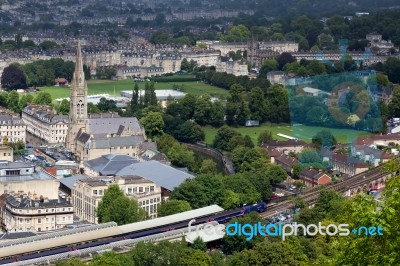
[261,164,390,218]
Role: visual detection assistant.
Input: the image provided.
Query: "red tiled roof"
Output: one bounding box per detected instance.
[276,154,298,166]
[300,168,329,180]
[267,147,282,157]
[55,78,67,83]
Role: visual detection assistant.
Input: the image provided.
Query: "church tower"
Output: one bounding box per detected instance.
[65,41,88,154]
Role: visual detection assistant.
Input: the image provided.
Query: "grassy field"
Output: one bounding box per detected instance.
[40,79,229,99]
[203,123,372,145]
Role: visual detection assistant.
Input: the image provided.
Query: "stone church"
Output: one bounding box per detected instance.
[65,42,147,163]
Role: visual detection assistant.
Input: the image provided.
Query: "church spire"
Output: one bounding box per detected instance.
[75,40,83,74]
[65,40,88,156]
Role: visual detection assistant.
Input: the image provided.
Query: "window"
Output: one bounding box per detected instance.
[139,187,143,193]
[93,190,97,195]
[38,210,41,214]
[38,218,42,224]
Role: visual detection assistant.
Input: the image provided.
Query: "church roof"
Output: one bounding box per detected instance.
[83,135,145,149]
[87,116,142,136]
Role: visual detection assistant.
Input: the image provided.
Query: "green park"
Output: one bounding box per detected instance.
[202,123,372,145]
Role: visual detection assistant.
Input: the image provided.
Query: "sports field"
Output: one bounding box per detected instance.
[40,79,229,99]
[203,123,372,145]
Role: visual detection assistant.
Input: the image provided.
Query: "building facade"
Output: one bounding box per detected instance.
[2,194,73,232]
[0,113,26,145]
[22,105,69,145]
[0,146,13,162]
[72,176,161,223]
[216,57,249,76]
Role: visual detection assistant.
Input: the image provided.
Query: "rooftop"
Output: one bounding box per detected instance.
[6,194,73,209]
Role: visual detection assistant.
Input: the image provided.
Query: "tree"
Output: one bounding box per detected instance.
[18,94,34,110]
[176,120,205,143]
[199,159,217,174]
[277,52,296,70]
[298,148,324,169]
[178,248,211,266]
[57,99,70,115]
[384,57,400,84]
[388,87,400,118]
[191,237,207,252]
[140,111,164,139]
[157,199,192,217]
[194,95,212,125]
[1,65,27,91]
[55,258,86,266]
[88,102,101,114]
[97,97,117,112]
[311,130,337,149]
[130,82,140,113]
[258,130,272,146]
[212,126,241,151]
[89,252,131,266]
[97,185,124,223]
[172,179,209,209]
[33,91,52,105]
[248,87,266,121]
[222,24,251,42]
[7,91,20,113]
[97,185,146,225]
[258,59,278,78]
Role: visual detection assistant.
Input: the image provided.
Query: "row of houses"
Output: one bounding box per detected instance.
[263,134,397,187]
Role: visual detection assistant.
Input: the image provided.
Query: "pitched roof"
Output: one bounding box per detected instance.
[115,160,194,191]
[300,168,329,180]
[83,154,139,176]
[84,135,145,149]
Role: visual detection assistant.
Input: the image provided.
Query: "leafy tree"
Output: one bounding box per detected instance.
[157,199,192,217]
[334,173,400,265]
[18,94,34,110]
[97,185,146,225]
[194,95,213,126]
[209,100,225,127]
[39,40,59,50]
[1,64,27,91]
[191,237,207,252]
[7,90,20,113]
[33,91,52,105]
[243,135,254,148]
[175,120,205,143]
[258,130,272,146]
[55,258,86,266]
[277,52,296,70]
[89,252,131,266]
[264,84,290,123]
[97,97,117,112]
[199,159,218,174]
[298,148,324,169]
[221,24,251,42]
[178,248,211,266]
[172,179,209,209]
[311,130,337,149]
[384,57,400,84]
[248,87,266,121]
[88,102,101,114]
[212,126,241,151]
[97,185,124,223]
[140,111,164,139]
[258,59,278,78]
[388,87,400,118]
[57,99,70,115]
[130,82,140,113]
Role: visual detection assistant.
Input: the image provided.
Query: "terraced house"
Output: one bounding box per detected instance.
[22,105,69,145]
